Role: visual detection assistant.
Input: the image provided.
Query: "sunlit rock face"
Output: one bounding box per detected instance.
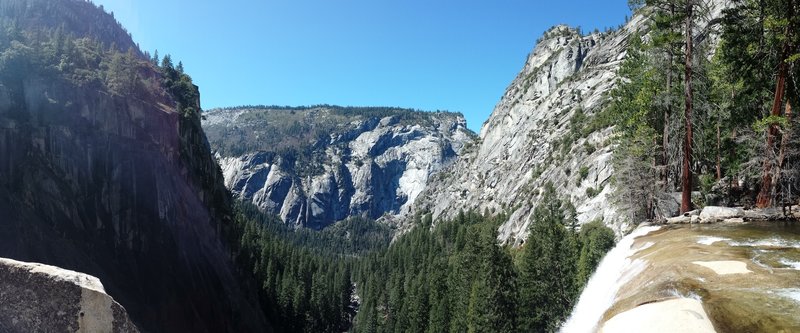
[413,0,731,243]
[204,106,473,229]
[414,20,639,242]
[565,222,800,333]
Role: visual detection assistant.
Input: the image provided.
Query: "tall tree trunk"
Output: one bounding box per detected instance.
[774,100,793,203]
[755,59,787,207]
[716,121,722,181]
[730,129,738,185]
[756,1,793,207]
[663,70,672,189]
[681,0,694,214]
[652,136,659,219]
[663,2,676,189]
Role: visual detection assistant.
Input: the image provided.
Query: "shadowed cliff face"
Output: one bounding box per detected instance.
[0,0,268,331]
[0,70,267,333]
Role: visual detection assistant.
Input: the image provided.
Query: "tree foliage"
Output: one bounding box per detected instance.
[351,189,615,333]
[608,0,800,218]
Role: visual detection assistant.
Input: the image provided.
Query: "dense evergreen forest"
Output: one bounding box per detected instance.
[348,184,614,333]
[608,0,800,223]
[229,202,383,332]
[226,184,614,333]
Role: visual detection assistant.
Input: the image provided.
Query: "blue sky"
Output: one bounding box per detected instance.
[94,0,630,132]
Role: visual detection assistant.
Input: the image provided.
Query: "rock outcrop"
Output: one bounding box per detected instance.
[413,21,640,242]
[203,106,473,229]
[412,1,730,243]
[665,205,798,224]
[0,258,138,333]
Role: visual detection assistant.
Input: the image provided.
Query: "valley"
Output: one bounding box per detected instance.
[0,0,799,332]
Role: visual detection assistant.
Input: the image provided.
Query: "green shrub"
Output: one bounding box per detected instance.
[578,166,590,182]
[586,187,600,198]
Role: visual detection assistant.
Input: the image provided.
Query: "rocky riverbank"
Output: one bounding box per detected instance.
[665,205,800,225]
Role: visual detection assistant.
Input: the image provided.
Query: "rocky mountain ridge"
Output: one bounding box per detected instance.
[413,21,636,242]
[412,0,729,243]
[203,106,473,229]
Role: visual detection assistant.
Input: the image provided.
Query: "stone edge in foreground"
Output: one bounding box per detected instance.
[0,257,138,333]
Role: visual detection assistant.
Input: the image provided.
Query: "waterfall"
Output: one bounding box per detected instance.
[560,225,661,333]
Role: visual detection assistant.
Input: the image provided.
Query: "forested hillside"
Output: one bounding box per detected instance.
[0,0,268,331]
[351,184,614,332]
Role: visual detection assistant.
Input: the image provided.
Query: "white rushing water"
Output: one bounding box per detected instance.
[560,225,661,333]
[728,238,800,249]
[777,288,800,304]
[696,236,730,245]
[779,258,800,270]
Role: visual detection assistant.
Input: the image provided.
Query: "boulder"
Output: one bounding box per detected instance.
[743,207,784,221]
[723,218,745,224]
[655,193,680,219]
[699,206,743,223]
[683,209,702,217]
[0,258,138,333]
[666,216,691,224]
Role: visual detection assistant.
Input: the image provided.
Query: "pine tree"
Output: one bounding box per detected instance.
[426,257,450,333]
[518,183,579,332]
[479,225,518,332]
[755,0,799,207]
[609,32,661,221]
[151,49,159,66]
[576,220,616,287]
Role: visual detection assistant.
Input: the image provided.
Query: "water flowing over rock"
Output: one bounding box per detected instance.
[566,222,800,332]
[562,225,662,333]
[0,258,138,333]
[204,106,473,229]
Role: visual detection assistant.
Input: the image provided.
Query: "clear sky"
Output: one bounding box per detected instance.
[93,0,630,132]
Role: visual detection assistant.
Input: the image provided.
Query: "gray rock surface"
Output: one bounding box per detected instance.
[204,107,473,229]
[699,206,744,222]
[412,21,641,242]
[411,1,730,243]
[0,258,138,333]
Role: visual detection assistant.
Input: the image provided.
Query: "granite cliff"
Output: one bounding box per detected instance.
[413,22,638,242]
[0,257,138,333]
[0,0,267,331]
[203,106,473,229]
[413,1,729,243]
